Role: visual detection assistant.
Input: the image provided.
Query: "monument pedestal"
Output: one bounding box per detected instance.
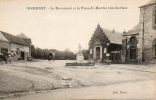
[76,53,84,62]
[65,44,95,66]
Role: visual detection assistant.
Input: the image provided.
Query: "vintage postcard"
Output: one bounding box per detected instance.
[0,0,156,100]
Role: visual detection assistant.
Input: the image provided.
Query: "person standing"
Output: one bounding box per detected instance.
[7,51,12,63]
[3,52,8,64]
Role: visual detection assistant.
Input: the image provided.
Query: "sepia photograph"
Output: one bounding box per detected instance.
[0,0,156,99]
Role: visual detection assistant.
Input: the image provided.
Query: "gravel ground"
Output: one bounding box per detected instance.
[0,60,156,99]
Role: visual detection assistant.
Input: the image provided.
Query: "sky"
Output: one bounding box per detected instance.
[0,0,149,52]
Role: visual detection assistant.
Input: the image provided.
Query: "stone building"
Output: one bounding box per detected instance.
[89,24,122,63]
[122,0,156,63]
[0,31,31,60]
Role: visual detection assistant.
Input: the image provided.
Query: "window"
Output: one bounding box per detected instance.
[130,36,138,44]
[153,6,156,29]
[152,39,156,58]
[90,49,92,54]
[94,39,101,45]
[104,48,107,53]
[155,7,156,24]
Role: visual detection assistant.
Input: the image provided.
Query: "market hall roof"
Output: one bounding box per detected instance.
[90,24,123,45]
[140,0,156,8]
[0,31,31,46]
[102,28,122,44]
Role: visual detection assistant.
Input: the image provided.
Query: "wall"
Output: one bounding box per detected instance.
[123,4,156,63]
[10,43,30,60]
[139,5,156,61]
[0,41,10,53]
[0,32,9,42]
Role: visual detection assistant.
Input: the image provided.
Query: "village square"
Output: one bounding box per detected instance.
[0,0,156,100]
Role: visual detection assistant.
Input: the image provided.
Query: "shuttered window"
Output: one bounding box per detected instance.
[155,7,156,24]
[153,6,156,28]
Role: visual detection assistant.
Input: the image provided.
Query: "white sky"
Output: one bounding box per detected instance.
[0,0,148,52]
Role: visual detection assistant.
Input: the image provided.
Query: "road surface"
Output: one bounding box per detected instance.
[5,79,156,100]
[1,60,156,100]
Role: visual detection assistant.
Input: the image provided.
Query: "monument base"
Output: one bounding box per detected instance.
[65,44,95,66]
[76,53,84,62]
[66,62,95,66]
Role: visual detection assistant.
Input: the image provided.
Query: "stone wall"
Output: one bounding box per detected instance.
[123,4,156,63]
[140,5,156,61]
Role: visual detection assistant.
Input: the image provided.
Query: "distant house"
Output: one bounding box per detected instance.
[0,31,31,60]
[89,24,123,63]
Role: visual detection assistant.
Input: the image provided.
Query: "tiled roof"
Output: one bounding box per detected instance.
[17,33,29,39]
[0,31,31,46]
[17,33,32,45]
[0,32,9,42]
[91,25,123,45]
[140,0,156,8]
[102,28,123,44]
[126,24,141,35]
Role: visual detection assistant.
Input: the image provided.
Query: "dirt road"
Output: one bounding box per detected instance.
[0,60,156,99]
[5,79,156,100]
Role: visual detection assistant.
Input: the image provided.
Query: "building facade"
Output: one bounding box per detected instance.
[0,31,31,60]
[122,0,156,63]
[89,24,122,63]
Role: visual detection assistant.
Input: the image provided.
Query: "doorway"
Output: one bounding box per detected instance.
[152,39,156,58]
[96,47,100,59]
[130,46,137,60]
[21,52,25,60]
